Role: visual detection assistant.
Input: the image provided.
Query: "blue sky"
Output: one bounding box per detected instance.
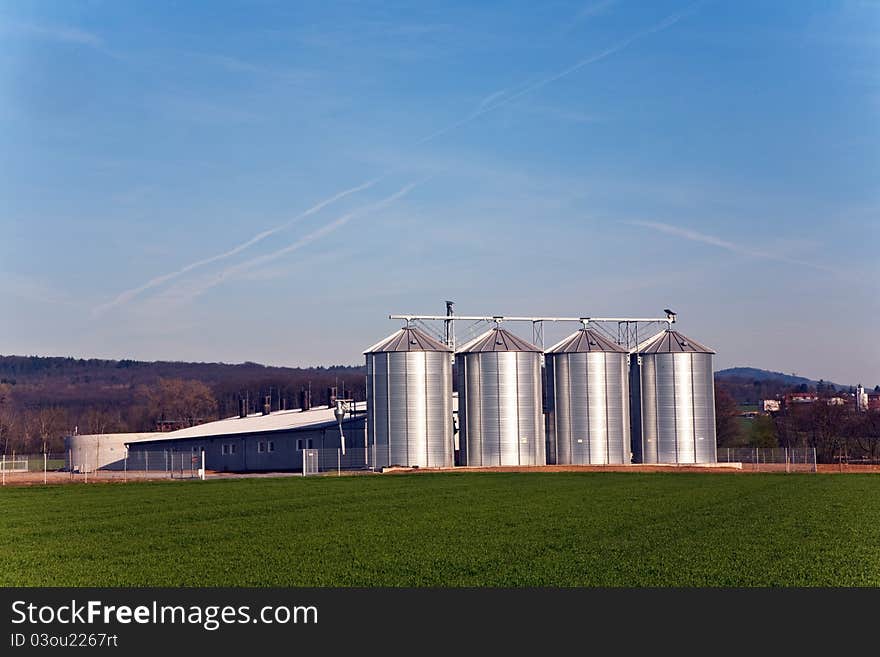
[1,0,877,385]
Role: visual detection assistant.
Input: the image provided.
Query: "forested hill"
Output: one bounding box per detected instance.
[715,367,816,387]
[713,367,858,405]
[0,354,363,393]
[0,355,366,450]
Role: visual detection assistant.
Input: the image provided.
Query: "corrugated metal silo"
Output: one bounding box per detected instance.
[545,328,630,465]
[630,330,717,464]
[364,327,453,468]
[456,327,545,466]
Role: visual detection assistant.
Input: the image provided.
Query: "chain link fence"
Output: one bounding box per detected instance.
[716,447,817,472]
[2,445,823,485]
[1,452,69,485]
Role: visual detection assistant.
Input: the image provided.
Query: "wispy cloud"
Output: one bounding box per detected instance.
[161,180,423,304]
[416,1,702,146]
[95,177,382,314]
[522,103,601,124]
[0,273,75,307]
[4,21,102,47]
[155,96,263,125]
[182,51,315,83]
[568,0,621,29]
[474,89,509,114]
[626,220,836,273]
[96,2,699,315]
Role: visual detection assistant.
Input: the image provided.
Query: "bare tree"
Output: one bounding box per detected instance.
[0,383,16,455]
[145,379,218,429]
[84,407,125,436]
[36,407,69,454]
[849,411,880,462]
[714,383,743,447]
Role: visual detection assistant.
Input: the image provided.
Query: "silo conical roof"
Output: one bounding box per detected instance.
[363,326,452,354]
[634,329,715,354]
[455,327,542,353]
[545,328,627,354]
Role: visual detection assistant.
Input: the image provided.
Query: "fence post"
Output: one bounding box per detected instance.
[44,451,47,485]
[813,447,817,473]
[338,448,341,477]
[124,449,128,483]
[2,453,5,486]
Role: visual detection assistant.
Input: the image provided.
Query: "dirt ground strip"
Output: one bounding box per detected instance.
[0,471,202,487]
[1,463,879,487]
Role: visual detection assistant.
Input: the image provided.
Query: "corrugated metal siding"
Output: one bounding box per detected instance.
[480,353,501,465]
[605,354,629,463]
[425,352,453,468]
[641,355,659,463]
[694,353,717,463]
[656,354,677,462]
[587,353,607,464]
[366,351,453,468]
[553,355,571,465]
[546,352,630,465]
[457,351,544,466]
[635,351,717,464]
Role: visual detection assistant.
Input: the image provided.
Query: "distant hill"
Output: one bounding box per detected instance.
[715,367,816,387]
[0,354,366,418]
[714,366,856,405]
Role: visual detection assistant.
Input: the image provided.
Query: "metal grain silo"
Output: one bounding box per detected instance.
[630,330,717,464]
[364,326,453,468]
[545,328,630,465]
[456,327,545,466]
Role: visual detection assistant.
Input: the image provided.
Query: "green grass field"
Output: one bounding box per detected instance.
[27,458,66,472]
[2,472,879,587]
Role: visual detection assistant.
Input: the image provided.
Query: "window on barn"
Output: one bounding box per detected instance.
[307,439,314,449]
[296,439,303,451]
[258,442,265,453]
[221,444,229,455]
[230,443,236,455]
[268,441,275,453]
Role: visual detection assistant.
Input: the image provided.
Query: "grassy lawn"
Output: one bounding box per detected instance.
[27,458,66,472]
[2,472,879,587]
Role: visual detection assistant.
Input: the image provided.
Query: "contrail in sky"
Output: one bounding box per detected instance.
[99,3,701,312]
[414,1,703,147]
[94,177,381,314]
[172,180,423,303]
[626,220,835,273]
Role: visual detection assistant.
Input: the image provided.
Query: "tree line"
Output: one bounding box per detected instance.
[0,354,367,454]
[715,383,880,463]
